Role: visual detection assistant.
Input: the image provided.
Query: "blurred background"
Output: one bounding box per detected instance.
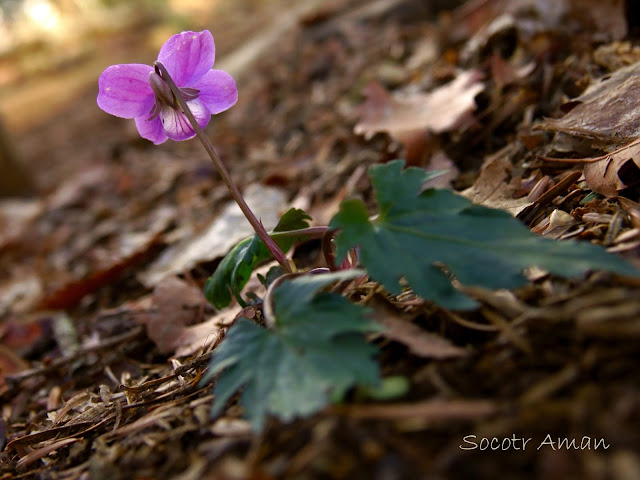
[0,0,304,195]
[0,0,294,131]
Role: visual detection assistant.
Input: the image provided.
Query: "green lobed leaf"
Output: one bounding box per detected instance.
[201,270,381,431]
[204,208,311,309]
[330,160,640,310]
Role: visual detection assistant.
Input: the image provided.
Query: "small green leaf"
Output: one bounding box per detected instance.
[358,375,410,401]
[330,160,639,309]
[204,208,311,309]
[201,270,381,431]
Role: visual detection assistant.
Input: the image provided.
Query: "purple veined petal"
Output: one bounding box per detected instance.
[157,30,215,87]
[97,64,155,119]
[135,113,168,145]
[190,69,238,115]
[160,99,211,141]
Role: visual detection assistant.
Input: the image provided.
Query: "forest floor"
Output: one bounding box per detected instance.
[2,0,640,478]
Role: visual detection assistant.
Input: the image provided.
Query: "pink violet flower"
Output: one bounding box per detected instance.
[97,30,237,144]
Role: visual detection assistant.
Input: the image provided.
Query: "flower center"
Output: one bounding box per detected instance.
[148,70,200,120]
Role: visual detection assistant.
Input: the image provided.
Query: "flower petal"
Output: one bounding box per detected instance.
[160,99,211,141]
[157,30,215,86]
[97,64,155,118]
[190,69,238,114]
[135,114,168,145]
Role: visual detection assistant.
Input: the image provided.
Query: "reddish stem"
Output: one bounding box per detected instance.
[154,61,292,273]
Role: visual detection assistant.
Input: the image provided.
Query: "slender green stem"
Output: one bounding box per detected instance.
[154,61,292,273]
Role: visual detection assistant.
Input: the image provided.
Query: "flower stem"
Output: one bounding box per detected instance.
[154,61,293,273]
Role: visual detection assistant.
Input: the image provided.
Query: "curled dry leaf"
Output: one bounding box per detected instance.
[542,138,640,197]
[173,308,236,358]
[354,70,484,142]
[461,145,532,216]
[583,140,640,197]
[137,276,238,357]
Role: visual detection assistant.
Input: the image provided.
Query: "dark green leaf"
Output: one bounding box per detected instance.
[204,208,311,309]
[201,270,381,431]
[330,160,639,309]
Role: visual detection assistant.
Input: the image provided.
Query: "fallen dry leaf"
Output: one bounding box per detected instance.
[354,70,484,141]
[173,308,236,358]
[139,184,288,288]
[39,223,171,310]
[536,61,640,146]
[452,0,626,45]
[138,276,208,354]
[541,209,577,239]
[371,298,468,360]
[423,150,459,189]
[461,145,533,216]
[490,54,536,89]
[584,145,640,197]
[542,138,640,197]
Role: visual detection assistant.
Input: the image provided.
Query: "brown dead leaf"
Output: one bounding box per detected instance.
[490,54,536,89]
[137,277,208,354]
[452,0,626,44]
[461,145,533,216]
[584,144,640,197]
[536,61,640,146]
[16,437,82,469]
[542,209,577,239]
[542,138,640,197]
[173,308,237,358]
[139,184,288,288]
[39,206,174,310]
[371,298,468,360]
[424,151,459,189]
[354,70,484,141]
[47,165,110,210]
